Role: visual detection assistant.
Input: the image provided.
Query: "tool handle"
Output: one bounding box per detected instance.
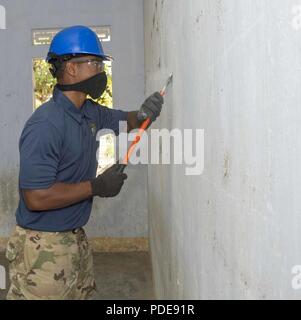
[122,117,151,164]
[140,117,152,131]
[116,164,127,174]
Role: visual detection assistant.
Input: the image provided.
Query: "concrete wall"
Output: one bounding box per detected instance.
[0,0,147,239]
[144,0,301,299]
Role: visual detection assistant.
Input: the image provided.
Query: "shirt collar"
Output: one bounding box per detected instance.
[53,86,84,124]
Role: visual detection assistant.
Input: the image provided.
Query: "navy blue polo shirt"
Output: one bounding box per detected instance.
[15,86,128,232]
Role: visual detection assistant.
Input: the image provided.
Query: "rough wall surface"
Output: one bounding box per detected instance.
[144,0,301,299]
[0,0,147,238]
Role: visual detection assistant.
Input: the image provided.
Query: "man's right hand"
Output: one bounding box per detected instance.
[91,164,128,198]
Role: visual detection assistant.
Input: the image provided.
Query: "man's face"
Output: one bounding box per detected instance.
[65,55,105,83]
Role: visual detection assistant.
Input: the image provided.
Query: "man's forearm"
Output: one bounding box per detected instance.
[23,181,93,212]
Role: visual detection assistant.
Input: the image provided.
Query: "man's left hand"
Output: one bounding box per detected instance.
[137,92,164,122]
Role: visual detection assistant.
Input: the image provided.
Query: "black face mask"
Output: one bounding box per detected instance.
[56,72,107,99]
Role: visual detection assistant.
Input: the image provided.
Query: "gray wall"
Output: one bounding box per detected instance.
[0,0,147,238]
[144,0,301,299]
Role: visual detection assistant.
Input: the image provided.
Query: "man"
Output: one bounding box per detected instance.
[5,25,163,300]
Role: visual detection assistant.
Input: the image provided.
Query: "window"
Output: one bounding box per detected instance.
[32,25,115,175]
[32,59,115,176]
[32,26,111,46]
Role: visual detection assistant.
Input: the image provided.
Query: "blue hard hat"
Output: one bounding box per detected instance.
[46,25,113,62]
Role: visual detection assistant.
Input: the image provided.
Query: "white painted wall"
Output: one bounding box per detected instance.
[144,0,301,299]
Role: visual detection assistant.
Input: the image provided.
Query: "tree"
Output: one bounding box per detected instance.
[33,59,115,173]
[33,59,56,108]
[33,59,113,109]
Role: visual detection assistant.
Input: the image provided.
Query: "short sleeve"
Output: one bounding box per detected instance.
[19,121,62,190]
[96,105,128,135]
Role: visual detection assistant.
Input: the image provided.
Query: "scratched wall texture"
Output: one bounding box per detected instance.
[144,0,301,299]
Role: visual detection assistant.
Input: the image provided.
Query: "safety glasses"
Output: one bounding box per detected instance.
[70,57,105,72]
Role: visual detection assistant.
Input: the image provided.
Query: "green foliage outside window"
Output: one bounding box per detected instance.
[33,59,113,109]
[33,59,115,173]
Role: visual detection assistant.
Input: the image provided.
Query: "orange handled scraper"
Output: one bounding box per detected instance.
[117,73,173,173]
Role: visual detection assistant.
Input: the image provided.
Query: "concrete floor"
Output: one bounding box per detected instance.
[0,251,155,300]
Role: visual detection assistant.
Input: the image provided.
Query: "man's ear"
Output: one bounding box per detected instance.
[65,61,77,78]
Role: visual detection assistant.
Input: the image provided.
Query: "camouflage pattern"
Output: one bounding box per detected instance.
[5,226,97,300]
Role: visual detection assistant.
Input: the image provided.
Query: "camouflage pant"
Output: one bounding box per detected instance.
[5,226,97,300]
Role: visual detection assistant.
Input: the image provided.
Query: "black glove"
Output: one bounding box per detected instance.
[137,92,164,122]
[91,164,128,198]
